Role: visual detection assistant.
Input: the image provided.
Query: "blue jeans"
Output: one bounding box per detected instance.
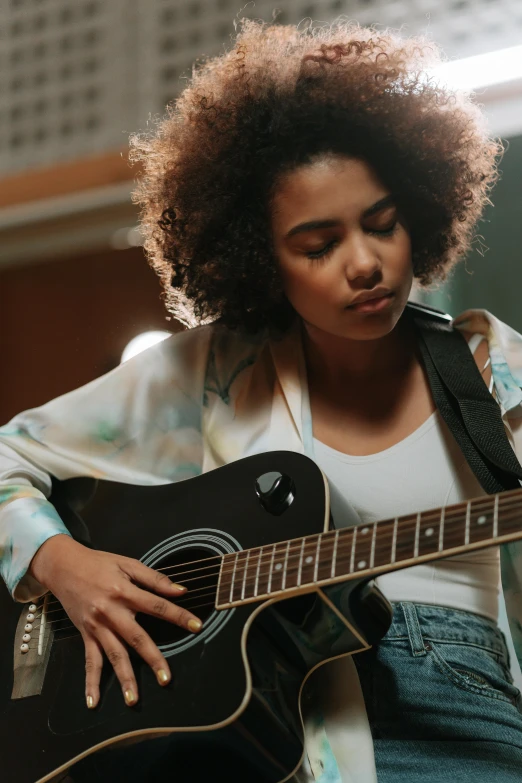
[353,601,522,782]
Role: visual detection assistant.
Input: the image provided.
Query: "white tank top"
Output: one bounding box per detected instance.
[312,335,500,622]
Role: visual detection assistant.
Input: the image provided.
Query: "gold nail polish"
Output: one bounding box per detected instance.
[124,689,137,706]
[188,618,202,633]
[86,695,94,709]
[171,582,187,592]
[156,668,170,685]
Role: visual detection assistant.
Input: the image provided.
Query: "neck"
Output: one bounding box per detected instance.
[302,312,415,386]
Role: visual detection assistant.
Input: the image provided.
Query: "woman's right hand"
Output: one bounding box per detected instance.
[28,534,203,710]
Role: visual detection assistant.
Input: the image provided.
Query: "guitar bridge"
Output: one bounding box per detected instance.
[11,594,54,700]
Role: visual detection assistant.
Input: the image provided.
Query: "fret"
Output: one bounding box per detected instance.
[313,535,322,582]
[297,537,306,586]
[394,514,417,562]
[414,513,421,558]
[349,527,357,573]
[300,535,321,585]
[328,527,355,579]
[418,510,442,558]
[331,529,340,578]
[240,550,251,600]
[469,496,494,546]
[373,519,394,568]
[318,531,336,582]
[269,542,287,594]
[281,541,291,590]
[267,543,276,594]
[256,545,272,597]
[438,506,445,553]
[493,494,499,538]
[391,518,398,564]
[253,546,263,597]
[370,522,377,568]
[228,551,240,604]
[442,504,466,552]
[464,501,471,546]
[498,491,522,538]
[284,539,302,590]
[352,523,373,573]
[228,551,249,603]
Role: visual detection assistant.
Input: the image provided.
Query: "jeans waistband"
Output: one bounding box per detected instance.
[385,602,509,659]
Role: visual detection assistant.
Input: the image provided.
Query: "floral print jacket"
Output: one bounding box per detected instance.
[1,305,522,782]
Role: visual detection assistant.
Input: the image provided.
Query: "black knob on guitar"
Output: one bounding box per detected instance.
[255,472,296,516]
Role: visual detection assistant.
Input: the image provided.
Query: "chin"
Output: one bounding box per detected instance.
[343,322,396,342]
[303,298,407,342]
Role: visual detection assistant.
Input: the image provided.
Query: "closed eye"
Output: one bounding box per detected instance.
[306,240,338,260]
[367,221,398,238]
[305,221,398,260]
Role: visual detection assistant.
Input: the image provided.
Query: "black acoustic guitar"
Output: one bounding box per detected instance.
[1,450,520,783]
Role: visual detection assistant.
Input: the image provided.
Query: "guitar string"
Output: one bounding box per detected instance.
[40,556,226,612]
[37,489,520,616]
[22,497,520,648]
[40,490,521,613]
[25,513,521,640]
[33,510,521,633]
[214,493,522,583]
[42,491,522,616]
[29,502,522,627]
[29,494,522,623]
[34,577,222,619]
[216,510,522,591]
[26,594,226,644]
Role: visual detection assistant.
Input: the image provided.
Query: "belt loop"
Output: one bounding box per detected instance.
[400,602,427,657]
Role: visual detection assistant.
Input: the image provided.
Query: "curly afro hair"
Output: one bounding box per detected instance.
[130,17,502,332]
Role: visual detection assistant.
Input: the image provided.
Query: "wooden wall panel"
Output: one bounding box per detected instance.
[0,248,176,422]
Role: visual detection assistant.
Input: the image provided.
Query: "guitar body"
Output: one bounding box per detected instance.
[0,451,393,783]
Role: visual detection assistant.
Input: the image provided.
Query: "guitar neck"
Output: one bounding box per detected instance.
[216,486,522,608]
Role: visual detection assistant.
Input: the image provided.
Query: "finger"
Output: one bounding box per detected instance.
[83,634,104,709]
[117,617,171,687]
[120,557,188,597]
[126,583,203,634]
[97,627,139,707]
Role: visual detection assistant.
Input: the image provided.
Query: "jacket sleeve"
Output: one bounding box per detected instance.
[454,309,522,678]
[0,326,211,601]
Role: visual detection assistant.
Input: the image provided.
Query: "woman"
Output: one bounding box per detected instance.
[2,18,522,783]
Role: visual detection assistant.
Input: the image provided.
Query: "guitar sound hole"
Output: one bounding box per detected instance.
[137,547,219,646]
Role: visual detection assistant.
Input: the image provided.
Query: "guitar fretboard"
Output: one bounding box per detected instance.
[216,487,522,608]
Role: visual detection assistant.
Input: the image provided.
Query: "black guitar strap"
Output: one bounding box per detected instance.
[406,301,522,495]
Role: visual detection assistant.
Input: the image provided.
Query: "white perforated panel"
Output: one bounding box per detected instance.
[0,0,136,174]
[1,0,521,176]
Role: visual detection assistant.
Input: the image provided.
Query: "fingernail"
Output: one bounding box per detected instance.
[188,618,202,633]
[171,582,187,592]
[124,689,137,706]
[156,668,170,685]
[86,695,95,709]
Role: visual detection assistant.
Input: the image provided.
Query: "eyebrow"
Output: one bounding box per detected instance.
[283,194,396,239]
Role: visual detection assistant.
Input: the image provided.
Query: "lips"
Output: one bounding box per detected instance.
[347,288,392,307]
[346,292,394,314]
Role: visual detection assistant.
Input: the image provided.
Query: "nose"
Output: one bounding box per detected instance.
[342,234,382,284]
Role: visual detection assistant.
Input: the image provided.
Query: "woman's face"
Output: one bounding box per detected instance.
[271,155,413,342]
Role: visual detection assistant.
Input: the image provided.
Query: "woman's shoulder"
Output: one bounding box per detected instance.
[453,308,522,410]
[452,308,522,359]
[160,320,268,359]
[162,321,269,392]
[453,308,522,339]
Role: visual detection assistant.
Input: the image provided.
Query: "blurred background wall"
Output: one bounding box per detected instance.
[1,0,521,420]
